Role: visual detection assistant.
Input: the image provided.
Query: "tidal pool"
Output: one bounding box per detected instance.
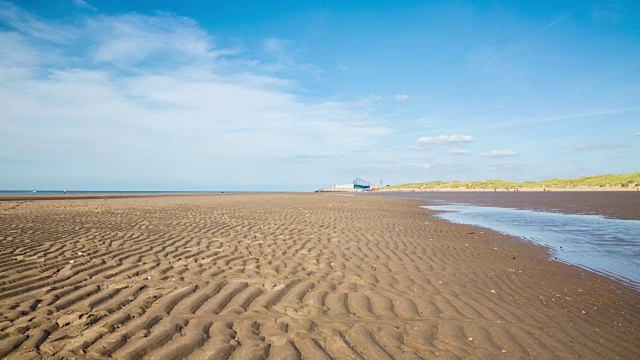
[423,204,640,289]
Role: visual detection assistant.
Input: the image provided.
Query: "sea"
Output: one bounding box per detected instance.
[0,190,269,195]
[373,192,640,290]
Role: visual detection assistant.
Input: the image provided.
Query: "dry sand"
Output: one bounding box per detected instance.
[0,194,638,359]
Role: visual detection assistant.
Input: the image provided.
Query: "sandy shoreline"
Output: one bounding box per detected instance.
[1,194,638,359]
[369,191,640,221]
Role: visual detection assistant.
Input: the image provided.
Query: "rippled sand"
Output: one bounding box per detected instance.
[0,194,638,359]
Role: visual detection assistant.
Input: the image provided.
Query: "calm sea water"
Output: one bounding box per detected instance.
[0,190,273,195]
[423,204,640,289]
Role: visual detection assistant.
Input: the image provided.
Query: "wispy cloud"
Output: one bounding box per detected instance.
[416,135,474,146]
[470,6,576,71]
[0,1,75,42]
[394,94,410,101]
[291,154,330,162]
[412,161,459,171]
[516,7,576,48]
[263,37,289,55]
[575,143,628,150]
[73,0,96,11]
[471,108,639,130]
[255,37,322,77]
[480,150,518,157]
[87,13,219,67]
[489,163,525,170]
[518,108,637,124]
[448,149,472,155]
[365,156,462,173]
[0,3,391,187]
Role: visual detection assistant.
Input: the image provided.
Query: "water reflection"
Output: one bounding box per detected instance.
[423,205,640,289]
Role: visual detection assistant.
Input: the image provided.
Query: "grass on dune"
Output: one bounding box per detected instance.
[387,172,640,190]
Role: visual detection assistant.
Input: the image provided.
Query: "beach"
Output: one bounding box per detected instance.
[372,191,640,220]
[0,194,638,359]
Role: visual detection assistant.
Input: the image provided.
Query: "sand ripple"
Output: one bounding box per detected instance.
[0,195,638,359]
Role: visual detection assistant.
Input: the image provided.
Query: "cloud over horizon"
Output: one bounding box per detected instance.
[0,3,392,189]
[416,135,474,146]
[575,143,628,150]
[489,163,526,170]
[448,149,472,155]
[0,1,638,189]
[480,150,519,157]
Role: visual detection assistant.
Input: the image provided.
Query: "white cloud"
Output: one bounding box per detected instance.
[0,1,75,42]
[416,135,474,146]
[394,94,410,101]
[635,132,640,136]
[575,143,627,150]
[86,13,218,66]
[0,4,391,189]
[252,37,322,77]
[412,161,458,171]
[448,149,472,155]
[0,31,41,66]
[480,150,518,157]
[364,156,463,173]
[264,37,289,54]
[416,163,435,170]
[73,0,96,11]
[489,163,525,170]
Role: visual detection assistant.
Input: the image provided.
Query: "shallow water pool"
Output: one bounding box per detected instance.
[423,205,640,289]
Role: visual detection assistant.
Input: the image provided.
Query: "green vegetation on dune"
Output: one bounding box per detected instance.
[388,172,640,190]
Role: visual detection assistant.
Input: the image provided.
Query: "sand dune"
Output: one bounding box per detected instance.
[0,194,638,359]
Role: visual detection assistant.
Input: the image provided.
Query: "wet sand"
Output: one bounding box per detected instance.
[371,191,640,220]
[0,194,638,359]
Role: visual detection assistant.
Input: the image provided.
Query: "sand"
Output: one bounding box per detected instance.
[0,194,638,359]
[371,191,640,221]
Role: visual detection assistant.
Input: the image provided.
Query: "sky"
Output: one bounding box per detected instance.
[1,0,639,191]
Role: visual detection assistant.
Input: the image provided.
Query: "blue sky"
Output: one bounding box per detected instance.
[1,0,638,191]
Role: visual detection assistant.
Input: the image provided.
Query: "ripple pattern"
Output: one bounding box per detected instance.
[0,195,638,359]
